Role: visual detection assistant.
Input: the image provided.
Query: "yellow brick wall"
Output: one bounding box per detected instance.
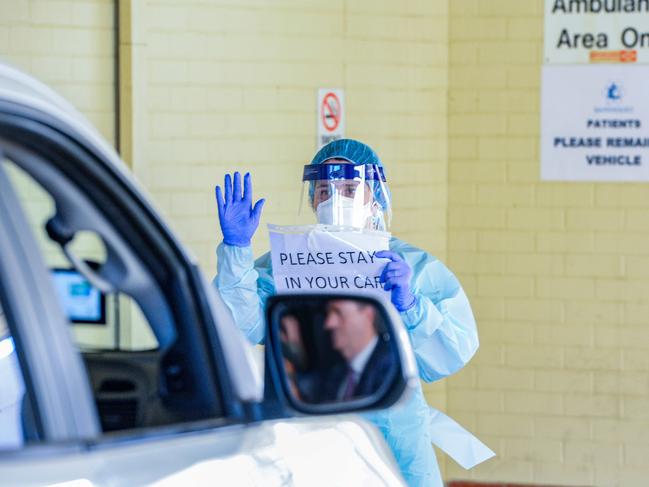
[138,0,451,410]
[0,0,116,143]
[447,0,649,485]
[140,0,449,266]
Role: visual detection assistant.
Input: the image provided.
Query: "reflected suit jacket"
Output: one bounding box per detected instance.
[319,337,395,402]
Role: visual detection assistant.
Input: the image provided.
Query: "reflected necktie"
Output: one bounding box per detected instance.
[341,367,357,400]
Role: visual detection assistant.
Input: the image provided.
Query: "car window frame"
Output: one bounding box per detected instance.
[0,156,100,444]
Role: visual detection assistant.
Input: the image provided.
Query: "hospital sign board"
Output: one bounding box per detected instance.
[544,0,649,64]
[541,64,649,181]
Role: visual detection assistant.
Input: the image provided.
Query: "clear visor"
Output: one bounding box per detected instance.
[299,162,391,231]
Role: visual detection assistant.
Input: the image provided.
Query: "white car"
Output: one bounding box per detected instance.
[0,63,418,486]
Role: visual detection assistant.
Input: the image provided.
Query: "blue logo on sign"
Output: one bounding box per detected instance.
[606,82,623,102]
[594,81,631,113]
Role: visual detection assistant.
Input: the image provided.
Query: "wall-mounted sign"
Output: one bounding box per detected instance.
[544,0,649,64]
[317,88,345,149]
[541,64,649,181]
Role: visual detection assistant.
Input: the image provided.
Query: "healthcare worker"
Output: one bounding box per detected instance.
[213,139,492,486]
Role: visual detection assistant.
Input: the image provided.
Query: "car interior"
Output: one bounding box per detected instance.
[0,132,227,440]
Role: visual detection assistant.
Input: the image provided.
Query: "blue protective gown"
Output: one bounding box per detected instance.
[214,236,481,487]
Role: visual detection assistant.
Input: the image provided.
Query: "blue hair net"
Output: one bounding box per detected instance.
[311,138,383,167]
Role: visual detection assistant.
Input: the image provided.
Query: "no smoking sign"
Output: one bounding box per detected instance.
[317,88,345,149]
[322,92,341,131]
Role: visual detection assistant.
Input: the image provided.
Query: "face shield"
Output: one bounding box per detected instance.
[300,161,391,231]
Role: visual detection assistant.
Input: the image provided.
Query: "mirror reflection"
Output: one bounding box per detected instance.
[277,297,397,405]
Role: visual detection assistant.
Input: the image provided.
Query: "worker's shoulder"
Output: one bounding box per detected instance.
[389,236,439,264]
[390,237,461,292]
[254,250,272,270]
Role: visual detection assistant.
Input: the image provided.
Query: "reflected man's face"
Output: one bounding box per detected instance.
[324,300,376,361]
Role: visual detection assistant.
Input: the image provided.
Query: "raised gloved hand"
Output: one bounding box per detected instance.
[215,172,265,247]
[376,250,416,312]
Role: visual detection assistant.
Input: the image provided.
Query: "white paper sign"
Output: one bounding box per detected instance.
[541,64,649,181]
[544,0,649,64]
[269,224,390,298]
[317,88,345,149]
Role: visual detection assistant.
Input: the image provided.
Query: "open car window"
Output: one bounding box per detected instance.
[4,160,158,353]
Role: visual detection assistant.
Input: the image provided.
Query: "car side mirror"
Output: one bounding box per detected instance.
[265,294,418,414]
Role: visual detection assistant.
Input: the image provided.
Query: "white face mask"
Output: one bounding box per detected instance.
[316,195,373,229]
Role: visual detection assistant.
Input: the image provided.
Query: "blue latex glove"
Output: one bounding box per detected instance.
[376,250,416,312]
[215,172,265,247]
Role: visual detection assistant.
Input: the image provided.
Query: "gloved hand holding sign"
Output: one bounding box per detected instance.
[215,172,265,247]
[376,250,416,312]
